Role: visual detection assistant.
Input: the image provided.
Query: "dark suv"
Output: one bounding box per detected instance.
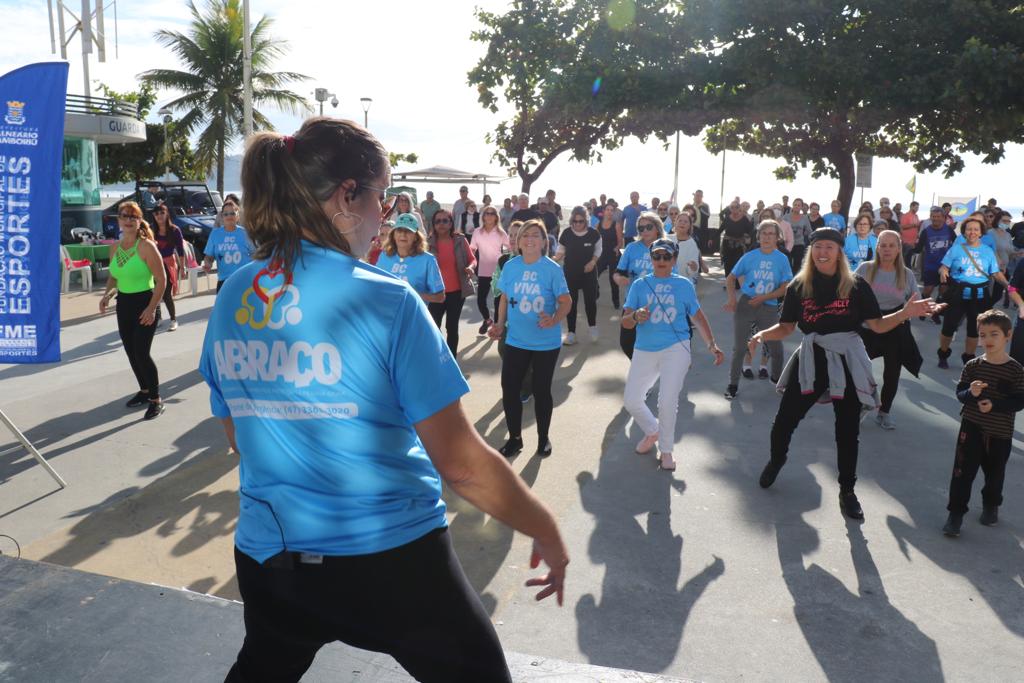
[103,181,224,258]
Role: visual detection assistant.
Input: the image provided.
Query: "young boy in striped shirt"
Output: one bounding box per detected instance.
[944,309,1024,536]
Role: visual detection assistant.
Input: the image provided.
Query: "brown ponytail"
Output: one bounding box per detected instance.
[242,117,388,274]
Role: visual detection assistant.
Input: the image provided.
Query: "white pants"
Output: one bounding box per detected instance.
[623,340,692,455]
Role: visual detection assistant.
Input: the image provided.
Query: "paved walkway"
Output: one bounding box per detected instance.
[2,260,1022,681]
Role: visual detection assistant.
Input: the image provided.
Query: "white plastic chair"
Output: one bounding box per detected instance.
[184,241,210,296]
[60,245,92,293]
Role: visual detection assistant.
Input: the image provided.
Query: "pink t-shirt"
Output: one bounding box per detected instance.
[471,226,509,278]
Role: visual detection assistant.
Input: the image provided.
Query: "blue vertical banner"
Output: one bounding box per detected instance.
[0,62,69,364]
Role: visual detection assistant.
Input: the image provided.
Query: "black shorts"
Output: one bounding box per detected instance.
[922,270,941,287]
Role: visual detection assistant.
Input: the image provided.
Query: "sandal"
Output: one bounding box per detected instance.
[658,453,676,471]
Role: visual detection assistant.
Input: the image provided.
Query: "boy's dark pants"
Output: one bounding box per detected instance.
[947,419,1012,514]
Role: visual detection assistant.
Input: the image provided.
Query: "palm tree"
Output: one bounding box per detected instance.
[139,0,310,194]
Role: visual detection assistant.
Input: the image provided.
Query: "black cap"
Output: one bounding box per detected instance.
[808,228,844,247]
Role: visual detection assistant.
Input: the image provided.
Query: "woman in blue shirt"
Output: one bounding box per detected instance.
[202,197,253,293]
[375,213,445,304]
[843,213,877,271]
[489,219,571,458]
[621,239,724,471]
[938,216,1008,367]
[614,212,665,359]
[201,119,567,683]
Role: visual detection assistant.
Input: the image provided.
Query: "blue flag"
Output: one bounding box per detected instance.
[0,62,69,363]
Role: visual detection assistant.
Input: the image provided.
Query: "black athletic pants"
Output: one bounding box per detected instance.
[566,271,598,333]
[225,529,510,683]
[161,261,177,320]
[501,344,559,443]
[722,244,745,277]
[596,251,620,308]
[947,419,1011,514]
[620,325,636,359]
[769,347,861,489]
[116,290,160,399]
[941,287,992,339]
[428,292,465,356]
[476,276,493,321]
[789,244,805,273]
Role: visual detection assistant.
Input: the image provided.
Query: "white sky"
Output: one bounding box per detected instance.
[3,0,1021,212]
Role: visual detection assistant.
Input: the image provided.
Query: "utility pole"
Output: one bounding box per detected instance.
[242,0,253,139]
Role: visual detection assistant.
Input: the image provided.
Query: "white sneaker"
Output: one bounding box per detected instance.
[589,326,599,342]
[168,319,179,332]
[875,412,895,430]
[563,332,578,346]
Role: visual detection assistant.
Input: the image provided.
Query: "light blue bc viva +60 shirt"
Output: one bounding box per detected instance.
[375,252,445,296]
[497,255,569,351]
[205,226,254,282]
[624,273,702,352]
[198,242,468,562]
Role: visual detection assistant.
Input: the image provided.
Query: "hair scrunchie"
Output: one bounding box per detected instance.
[282,135,296,153]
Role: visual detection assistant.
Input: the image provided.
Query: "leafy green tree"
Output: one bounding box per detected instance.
[469,1,631,193]
[95,82,206,183]
[388,152,419,167]
[481,0,1024,215]
[139,0,310,194]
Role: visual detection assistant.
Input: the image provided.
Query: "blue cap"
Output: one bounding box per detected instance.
[649,238,679,256]
[392,213,423,233]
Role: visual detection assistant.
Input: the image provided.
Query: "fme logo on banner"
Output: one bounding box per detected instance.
[4,100,25,125]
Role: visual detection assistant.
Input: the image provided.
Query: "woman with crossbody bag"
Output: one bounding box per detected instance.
[938,217,1008,367]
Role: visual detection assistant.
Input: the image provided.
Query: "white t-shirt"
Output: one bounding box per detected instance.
[668,235,702,282]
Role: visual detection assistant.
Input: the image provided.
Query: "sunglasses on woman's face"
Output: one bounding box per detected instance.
[571,218,587,225]
[223,211,238,217]
[637,223,656,232]
[651,252,674,262]
[434,218,452,225]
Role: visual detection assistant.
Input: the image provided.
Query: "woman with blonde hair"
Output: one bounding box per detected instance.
[489,219,571,458]
[199,118,566,682]
[375,213,445,304]
[750,229,937,519]
[855,230,925,429]
[614,211,667,358]
[99,200,167,420]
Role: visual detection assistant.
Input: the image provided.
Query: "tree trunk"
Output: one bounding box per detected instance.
[830,150,856,222]
[519,173,532,194]
[216,136,225,196]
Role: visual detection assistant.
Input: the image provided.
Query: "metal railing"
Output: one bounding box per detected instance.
[65,94,140,118]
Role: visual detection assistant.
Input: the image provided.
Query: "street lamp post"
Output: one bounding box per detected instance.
[158,106,173,181]
[360,97,373,128]
[314,88,338,117]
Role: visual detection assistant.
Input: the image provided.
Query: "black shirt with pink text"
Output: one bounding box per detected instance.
[780,273,881,335]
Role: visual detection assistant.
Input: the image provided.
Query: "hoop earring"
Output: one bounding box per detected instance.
[331,210,363,235]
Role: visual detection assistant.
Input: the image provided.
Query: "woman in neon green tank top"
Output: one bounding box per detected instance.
[99,201,167,420]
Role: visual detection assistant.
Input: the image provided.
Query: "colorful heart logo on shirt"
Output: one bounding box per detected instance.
[252,267,292,305]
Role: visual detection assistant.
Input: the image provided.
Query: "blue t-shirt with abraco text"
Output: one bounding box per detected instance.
[199,242,467,562]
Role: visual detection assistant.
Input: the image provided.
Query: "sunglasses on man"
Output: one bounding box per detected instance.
[651,252,675,262]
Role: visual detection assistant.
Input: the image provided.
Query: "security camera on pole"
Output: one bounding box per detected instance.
[314,88,338,117]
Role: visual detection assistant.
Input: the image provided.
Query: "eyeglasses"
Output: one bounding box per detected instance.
[571,218,587,225]
[119,213,141,220]
[222,211,238,217]
[651,252,674,262]
[433,218,452,225]
[637,223,656,232]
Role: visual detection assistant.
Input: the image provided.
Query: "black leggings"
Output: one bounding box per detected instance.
[596,251,620,307]
[769,347,862,489]
[722,243,746,276]
[476,276,493,321]
[566,272,598,333]
[116,290,160,398]
[789,244,805,274]
[501,344,559,443]
[941,287,992,339]
[428,292,465,356]
[161,261,177,320]
[226,529,510,683]
[620,325,636,359]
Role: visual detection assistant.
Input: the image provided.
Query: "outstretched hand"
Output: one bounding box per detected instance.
[525,537,569,606]
[903,292,943,318]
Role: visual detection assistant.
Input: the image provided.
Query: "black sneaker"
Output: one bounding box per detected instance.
[536,440,553,458]
[839,489,864,520]
[758,368,769,380]
[742,368,754,380]
[980,506,999,526]
[724,384,738,400]
[937,348,951,369]
[478,319,492,335]
[125,392,149,408]
[498,437,523,458]
[943,513,963,537]
[143,401,165,420]
[759,459,785,488]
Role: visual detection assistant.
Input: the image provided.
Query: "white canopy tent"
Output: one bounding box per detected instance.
[390,165,508,197]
